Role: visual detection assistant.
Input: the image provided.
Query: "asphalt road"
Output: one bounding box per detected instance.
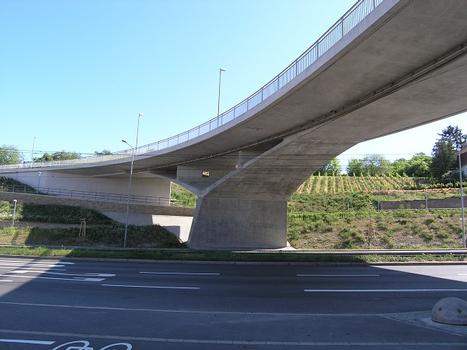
[0,257,466,349]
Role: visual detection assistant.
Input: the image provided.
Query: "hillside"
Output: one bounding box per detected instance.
[170,179,465,250]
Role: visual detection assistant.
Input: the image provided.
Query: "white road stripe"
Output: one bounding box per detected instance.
[0,338,55,345]
[140,271,220,276]
[304,288,467,293]
[0,329,465,347]
[102,283,200,290]
[3,274,104,282]
[0,280,13,283]
[9,270,115,278]
[0,259,73,265]
[297,274,380,277]
[4,267,66,272]
[0,263,67,268]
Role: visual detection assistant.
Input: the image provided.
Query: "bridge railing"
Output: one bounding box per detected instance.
[0,183,173,207]
[0,0,385,170]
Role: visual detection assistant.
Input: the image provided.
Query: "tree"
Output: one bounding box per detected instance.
[405,153,431,177]
[347,159,364,176]
[361,154,391,176]
[0,145,21,165]
[94,150,112,156]
[391,158,410,176]
[431,125,466,180]
[431,140,457,180]
[438,125,466,151]
[34,151,81,162]
[314,158,341,175]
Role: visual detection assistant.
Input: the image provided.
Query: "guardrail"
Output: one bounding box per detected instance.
[0,0,385,170]
[0,184,172,206]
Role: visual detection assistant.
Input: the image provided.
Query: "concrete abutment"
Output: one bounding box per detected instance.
[187,197,288,250]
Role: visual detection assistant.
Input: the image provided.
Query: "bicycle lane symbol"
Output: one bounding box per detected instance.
[0,339,132,350]
[50,340,132,349]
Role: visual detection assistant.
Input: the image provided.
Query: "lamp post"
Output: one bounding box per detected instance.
[31,136,36,167]
[458,148,465,248]
[11,199,17,227]
[217,68,226,126]
[37,171,42,193]
[121,113,143,248]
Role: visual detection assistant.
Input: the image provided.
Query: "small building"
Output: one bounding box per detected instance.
[461,145,467,176]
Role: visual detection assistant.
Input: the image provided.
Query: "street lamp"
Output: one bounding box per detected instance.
[31,136,36,167]
[121,113,143,248]
[11,199,17,227]
[37,171,42,193]
[458,147,466,248]
[217,68,226,126]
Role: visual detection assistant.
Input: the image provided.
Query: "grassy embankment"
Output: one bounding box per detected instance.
[0,202,183,248]
[0,176,464,253]
[172,177,466,250]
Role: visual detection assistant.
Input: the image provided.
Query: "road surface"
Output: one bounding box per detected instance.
[0,257,466,349]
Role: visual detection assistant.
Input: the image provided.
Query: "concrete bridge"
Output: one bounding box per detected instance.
[2,0,467,249]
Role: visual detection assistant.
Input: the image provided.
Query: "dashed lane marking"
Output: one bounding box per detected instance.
[140,271,220,276]
[0,338,55,345]
[304,288,467,293]
[297,274,380,277]
[102,283,200,290]
[9,270,115,277]
[2,274,105,282]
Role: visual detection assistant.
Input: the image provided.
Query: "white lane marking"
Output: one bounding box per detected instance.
[0,301,387,317]
[0,338,55,345]
[457,273,467,276]
[3,267,66,272]
[304,288,467,293]
[140,271,220,276]
[297,274,380,277]
[2,274,104,282]
[0,329,466,347]
[102,283,200,290]
[0,264,67,269]
[0,280,13,282]
[0,259,74,265]
[9,270,115,278]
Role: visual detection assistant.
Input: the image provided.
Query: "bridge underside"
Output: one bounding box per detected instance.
[3,0,467,250]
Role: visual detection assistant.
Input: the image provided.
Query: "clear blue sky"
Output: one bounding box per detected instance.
[1,0,466,164]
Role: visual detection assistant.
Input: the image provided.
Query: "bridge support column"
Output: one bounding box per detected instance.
[188,197,287,250]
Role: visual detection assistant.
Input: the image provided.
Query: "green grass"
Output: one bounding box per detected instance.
[287,208,464,250]
[171,183,196,207]
[0,201,113,224]
[0,224,184,248]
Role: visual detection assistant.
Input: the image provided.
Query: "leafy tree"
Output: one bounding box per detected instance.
[94,150,112,156]
[391,158,410,176]
[405,153,431,177]
[361,154,391,176]
[34,151,81,162]
[0,145,21,164]
[438,125,466,151]
[431,125,466,180]
[431,140,457,180]
[314,158,341,175]
[347,159,364,176]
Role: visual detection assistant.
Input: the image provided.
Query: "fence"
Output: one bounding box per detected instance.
[0,183,171,207]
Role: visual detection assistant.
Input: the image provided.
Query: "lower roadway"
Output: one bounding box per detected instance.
[0,257,466,349]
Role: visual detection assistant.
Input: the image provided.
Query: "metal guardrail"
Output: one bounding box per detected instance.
[0,0,385,170]
[0,184,172,206]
